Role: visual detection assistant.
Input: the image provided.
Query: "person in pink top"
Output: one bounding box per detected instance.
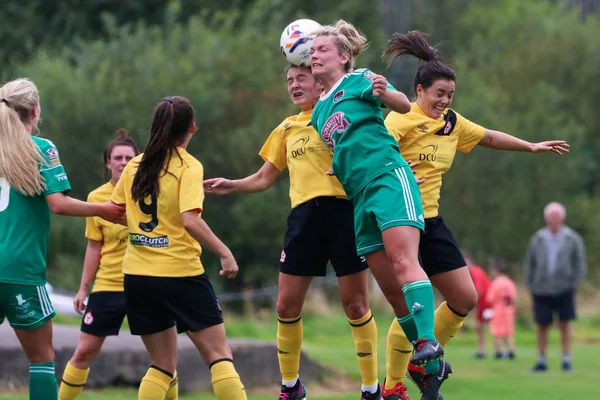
[486,258,517,360]
[465,252,491,358]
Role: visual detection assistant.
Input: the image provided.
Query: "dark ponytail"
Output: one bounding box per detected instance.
[103,128,140,178]
[131,96,195,202]
[382,31,456,94]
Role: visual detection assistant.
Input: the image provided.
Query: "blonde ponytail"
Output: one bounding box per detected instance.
[0,78,45,196]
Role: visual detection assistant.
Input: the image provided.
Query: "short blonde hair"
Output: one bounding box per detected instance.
[313,19,369,73]
[0,78,45,196]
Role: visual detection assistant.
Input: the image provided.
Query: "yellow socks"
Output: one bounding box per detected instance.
[210,359,246,400]
[165,371,178,400]
[434,301,465,347]
[138,366,173,400]
[58,361,89,400]
[384,319,412,390]
[277,315,303,382]
[348,310,378,387]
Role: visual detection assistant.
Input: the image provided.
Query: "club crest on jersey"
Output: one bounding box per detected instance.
[333,90,344,103]
[444,120,453,135]
[321,112,350,150]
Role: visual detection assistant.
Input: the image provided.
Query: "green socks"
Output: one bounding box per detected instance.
[30,361,58,400]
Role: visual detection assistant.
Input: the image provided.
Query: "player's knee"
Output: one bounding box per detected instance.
[205,345,234,366]
[71,344,99,365]
[341,295,369,320]
[459,290,478,314]
[389,253,417,276]
[277,296,303,319]
[27,346,54,364]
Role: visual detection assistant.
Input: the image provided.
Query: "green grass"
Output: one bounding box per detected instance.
[2,311,599,399]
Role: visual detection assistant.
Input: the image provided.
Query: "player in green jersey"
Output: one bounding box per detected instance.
[310,21,449,400]
[0,78,124,400]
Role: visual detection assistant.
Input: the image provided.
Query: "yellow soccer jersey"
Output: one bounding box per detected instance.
[85,182,128,292]
[111,148,205,277]
[385,103,485,219]
[259,109,347,208]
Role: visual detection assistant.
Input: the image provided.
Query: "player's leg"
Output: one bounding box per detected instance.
[59,333,105,399]
[364,251,414,400]
[59,291,127,399]
[275,198,331,399]
[276,272,312,398]
[6,283,58,400]
[186,324,246,400]
[327,197,379,398]
[124,275,178,399]
[558,289,576,371]
[169,274,246,400]
[360,167,449,399]
[423,218,476,348]
[139,328,179,399]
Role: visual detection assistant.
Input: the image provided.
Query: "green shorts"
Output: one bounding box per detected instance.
[0,283,55,330]
[352,166,425,256]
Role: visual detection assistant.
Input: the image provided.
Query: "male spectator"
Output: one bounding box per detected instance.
[524,202,587,372]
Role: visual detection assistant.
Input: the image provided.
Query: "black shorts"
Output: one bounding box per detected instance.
[280,196,368,277]
[419,216,466,277]
[80,291,127,337]
[124,274,223,336]
[532,289,576,326]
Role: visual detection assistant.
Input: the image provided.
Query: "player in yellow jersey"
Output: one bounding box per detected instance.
[59,130,183,399]
[110,96,246,400]
[204,64,386,400]
[380,31,569,400]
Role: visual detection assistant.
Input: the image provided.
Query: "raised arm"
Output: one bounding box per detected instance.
[203,161,280,195]
[477,129,569,155]
[372,74,411,114]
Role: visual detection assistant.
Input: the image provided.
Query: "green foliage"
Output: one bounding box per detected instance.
[424,0,600,268]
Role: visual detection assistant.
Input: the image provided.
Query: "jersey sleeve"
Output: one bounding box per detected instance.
[384,111,406,141]
[39,141,71,196]
[455,111,485,153]
[359,68,397,106]
[179,162,205,215]
[85,191,103,241]
[259,124,288,171]
[111,165,128,206]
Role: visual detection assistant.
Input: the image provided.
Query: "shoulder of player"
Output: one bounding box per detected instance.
[32,136,57,152]
[271,115,302,136]
[350,67,375,81]
[178,149,203,172]
[88,182,113,202]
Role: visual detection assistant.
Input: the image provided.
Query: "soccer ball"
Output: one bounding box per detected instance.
[280,19,322,66]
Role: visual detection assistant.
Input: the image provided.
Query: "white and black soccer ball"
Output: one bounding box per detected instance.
[280,19,322,66]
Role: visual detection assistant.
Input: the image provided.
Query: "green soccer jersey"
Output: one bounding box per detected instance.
[0,137,71,285]
[312,68,408,199]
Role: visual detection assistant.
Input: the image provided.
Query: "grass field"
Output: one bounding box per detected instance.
[2,310,599,400]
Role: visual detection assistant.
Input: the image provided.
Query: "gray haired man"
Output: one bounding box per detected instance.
[524,202,586,372]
